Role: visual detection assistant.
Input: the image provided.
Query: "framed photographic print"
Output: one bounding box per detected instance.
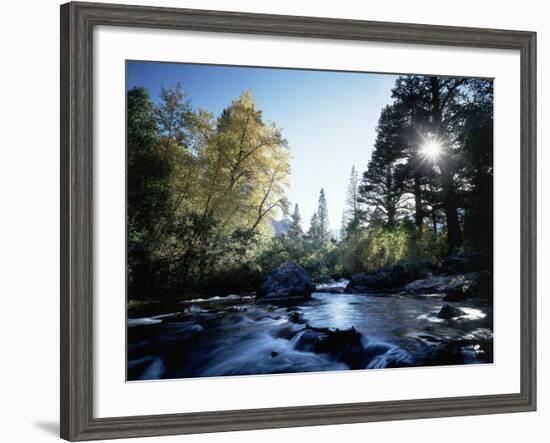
[60,1,536,440]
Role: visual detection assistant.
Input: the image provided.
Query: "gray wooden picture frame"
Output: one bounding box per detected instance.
[60,1,537,441]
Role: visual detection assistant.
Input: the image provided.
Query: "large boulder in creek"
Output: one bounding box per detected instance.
[288,311,307,324]
[294,325,367,369]
[437,304,466,319]
[403,271,492,299]
[402,275,459,294]
[442,271,493,301]
[345,271,388,293]
[345,262,436,294]
[260,261,316,300]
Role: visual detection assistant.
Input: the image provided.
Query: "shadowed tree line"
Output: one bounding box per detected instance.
[353,76,493,252]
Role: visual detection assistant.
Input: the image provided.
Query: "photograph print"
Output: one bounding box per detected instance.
[127,61,494,381]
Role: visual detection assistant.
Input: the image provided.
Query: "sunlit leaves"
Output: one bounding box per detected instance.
[127,86,291,298]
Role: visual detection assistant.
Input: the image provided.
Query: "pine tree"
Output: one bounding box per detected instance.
[308,211,320,241]
[288,203,303,238]
[343,165,361,237]
[391,75,468,252]
[317,188,330,241]
[457,79,494,252]
[340,210,348,241]
[358,105,409,228]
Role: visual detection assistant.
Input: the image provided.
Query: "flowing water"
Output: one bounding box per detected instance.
[127,282,493,381]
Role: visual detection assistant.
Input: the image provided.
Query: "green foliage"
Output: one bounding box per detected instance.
[127,74,493,302]
[308,211,320,242]
[358,75,493,255]
[339,225,446,275]
[317,188,330,241]
[127,87,173,299]
[257,235,341,282]
[358,105,410,228]
[342,165,361,239]
[127,85,290,300]
[288,204,303,238]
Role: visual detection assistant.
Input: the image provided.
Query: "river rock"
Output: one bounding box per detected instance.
[437,304,466,319]
[260,261,316,300]
[293,328,325,353]
[403,275,457,294]
[345,272,379,293]
[366,346,415,369]
[403,271,491,298]
[345,269,402,293]
[442,271,492,301]
[345,262,436,294]
[288,311,307,324]
[315,327,366,369]
[293,325,367,369]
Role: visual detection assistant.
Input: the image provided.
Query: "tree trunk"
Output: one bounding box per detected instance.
[413,174,423,226]
[430,76,461,254]
[387,207,396,228]
[439,161,462,253]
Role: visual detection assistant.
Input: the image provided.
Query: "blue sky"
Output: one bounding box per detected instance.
[127,61,398,231]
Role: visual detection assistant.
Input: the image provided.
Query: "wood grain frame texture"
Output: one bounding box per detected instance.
[60,1,537,441]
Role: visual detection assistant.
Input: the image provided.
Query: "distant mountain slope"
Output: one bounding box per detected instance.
[271,219,291,236]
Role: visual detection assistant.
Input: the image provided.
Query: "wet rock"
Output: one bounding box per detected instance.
[312,327,361,352]
[403,272,491,298]
[316,327,366,369]
[442,271,492,301]
[345,262,436,293]
[227,306,247,313]
[288,311,306,324]
[437,304,466,319]
[260,261,316,300]
[345,270,396,293]
[403,275,456,294]
[366,347,415,369]
[293,325,367,369]
[294,328,325,353]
